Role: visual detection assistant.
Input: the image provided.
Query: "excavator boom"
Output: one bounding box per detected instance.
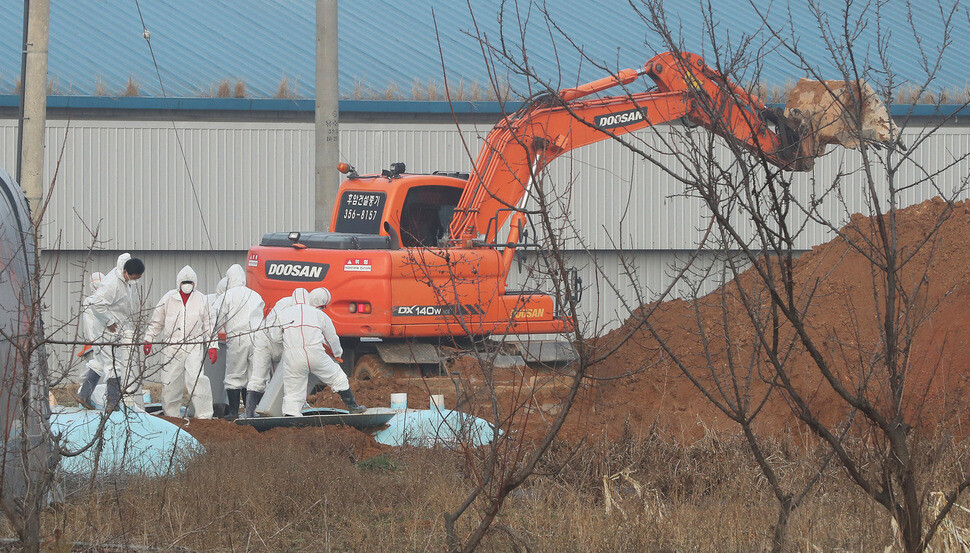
[449,51,897,243]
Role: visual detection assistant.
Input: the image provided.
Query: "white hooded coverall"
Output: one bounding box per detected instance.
[213,264,265,390]
[270,288,349,417]
[207,276,229,326]
[85,253,139,388]
[144,265,215,418]
[80,271,106,375]
[247,294,295,393]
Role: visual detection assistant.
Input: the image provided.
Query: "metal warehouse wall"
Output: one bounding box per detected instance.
[1,117,967,375]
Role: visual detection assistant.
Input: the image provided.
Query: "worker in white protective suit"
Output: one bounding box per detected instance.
[206,276,230,417]
[269,288,364,416]
[83,254,145,411]
[75,271,105,409]
[143,265,217,419]
[208,277,229,323]
[212,264,264,420]
[245,290,309,417]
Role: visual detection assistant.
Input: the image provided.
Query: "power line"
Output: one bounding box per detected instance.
[132,0,222,280]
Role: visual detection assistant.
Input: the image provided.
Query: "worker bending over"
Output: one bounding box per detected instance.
[143,265,216,419]
[269,288,365,416]
[83,254,144,411]
[245,292,296,417]
[213,264,264,420]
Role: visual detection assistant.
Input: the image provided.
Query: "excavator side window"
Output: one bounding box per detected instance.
[399,186,463,247]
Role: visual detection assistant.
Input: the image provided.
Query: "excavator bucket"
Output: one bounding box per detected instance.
[783,78,898,169]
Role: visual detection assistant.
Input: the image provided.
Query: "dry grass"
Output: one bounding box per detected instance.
[215,78,232,98]
[275,76,298,99]
[6,422,970,551]
[233,79,247,98]
[381,81,400,101]
[355,77,505,101]
[122,75,140,97]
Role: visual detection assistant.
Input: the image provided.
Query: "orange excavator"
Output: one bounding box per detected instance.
[246,51,896,378]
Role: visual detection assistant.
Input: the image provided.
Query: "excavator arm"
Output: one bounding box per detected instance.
[449,51,895,244]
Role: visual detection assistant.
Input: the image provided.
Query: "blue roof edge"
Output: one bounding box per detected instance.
[0,95,516,114]
[0,95,967,117]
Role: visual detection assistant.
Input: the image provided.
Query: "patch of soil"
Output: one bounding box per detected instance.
[580,196,970,442]
[158,416,260,445]
[261,425,388,460]
[158,415,388,459]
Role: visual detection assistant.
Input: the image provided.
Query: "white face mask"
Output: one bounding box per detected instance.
[180,283,194,294]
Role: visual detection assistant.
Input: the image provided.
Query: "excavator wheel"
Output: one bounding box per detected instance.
[353,354,393,380]
[353,354,421,380]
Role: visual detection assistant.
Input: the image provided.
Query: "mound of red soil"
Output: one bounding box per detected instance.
[578,197,970,441]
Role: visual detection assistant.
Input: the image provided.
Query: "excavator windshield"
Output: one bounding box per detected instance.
[399,185,463,247]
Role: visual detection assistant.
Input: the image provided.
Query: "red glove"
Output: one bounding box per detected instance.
[143,342,152,355]
[208,348,218,364]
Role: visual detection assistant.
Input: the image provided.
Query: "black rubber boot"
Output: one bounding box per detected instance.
[338,389,366,414]
[244,390,264,418]
[225,389,241,421]
[75,369,101,410]
[104,377,122,413]
[212,403,226,419]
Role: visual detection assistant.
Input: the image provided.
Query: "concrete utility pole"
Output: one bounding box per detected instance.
[315,0,339,231]
[17,0,49,226]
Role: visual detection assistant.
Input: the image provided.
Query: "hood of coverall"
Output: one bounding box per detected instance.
[308,287,331,308]
[115,252,131,275]
[225,264,246,289]
[176,265,198,288]
[292,288,310,305]
[88,272,104,294]
[215,276,229,296]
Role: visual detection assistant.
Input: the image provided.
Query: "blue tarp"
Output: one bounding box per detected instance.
[371,407,497,448]
[51,407,203,477]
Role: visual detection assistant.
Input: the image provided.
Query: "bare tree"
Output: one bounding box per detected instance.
[621,1,970,551]
[440,0,970,551]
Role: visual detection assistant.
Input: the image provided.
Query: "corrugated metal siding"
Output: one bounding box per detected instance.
[0,1,966,98]
[4,118,969,254]
[539,126,970,250]
[0,120,315,250]
[505,249,738,334]
[5,116,969,354]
